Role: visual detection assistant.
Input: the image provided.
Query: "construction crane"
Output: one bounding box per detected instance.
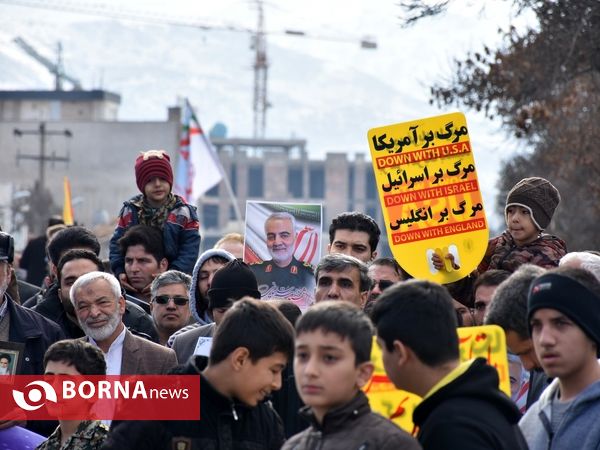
[3,0,376,137]
[13,36,82,90]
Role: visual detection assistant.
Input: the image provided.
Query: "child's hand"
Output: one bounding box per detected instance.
[431,252,460,271]
[431,253,444,270]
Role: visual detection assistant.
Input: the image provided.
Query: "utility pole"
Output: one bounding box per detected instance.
[252,0,268,139]
[14,122,72,191]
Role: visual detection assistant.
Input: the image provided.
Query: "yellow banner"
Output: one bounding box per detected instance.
[62,176,74,226]
[366,325,510,432]
[367,112,489,283]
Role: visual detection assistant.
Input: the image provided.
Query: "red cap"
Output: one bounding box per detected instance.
[134,150,173,193]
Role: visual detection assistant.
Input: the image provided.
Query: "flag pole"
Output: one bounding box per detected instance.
[186,99,243,224]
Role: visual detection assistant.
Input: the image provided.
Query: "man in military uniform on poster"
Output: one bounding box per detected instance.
[250,212,315,300]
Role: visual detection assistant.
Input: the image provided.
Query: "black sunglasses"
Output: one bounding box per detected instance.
[153,295,189,306]
[374,280,395,290]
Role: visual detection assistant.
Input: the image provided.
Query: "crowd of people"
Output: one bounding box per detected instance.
[1,150,599,450]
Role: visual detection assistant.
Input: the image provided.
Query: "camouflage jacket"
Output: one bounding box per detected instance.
[478,230,567,273]
[36,420,108,450]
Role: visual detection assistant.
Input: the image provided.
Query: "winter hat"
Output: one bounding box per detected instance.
[528,273,600,349]
[135,150,174,193]
[505,177,560,230]
[189,249,236,324]
[207,259,261,309]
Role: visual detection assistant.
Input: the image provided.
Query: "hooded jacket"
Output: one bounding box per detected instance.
[413,358,528,450]
[478,230,567,273]
[519,376,600,449]
[283,391,421,450]
[166,249,235,348]
[102,355,285,450]
[109,193,200,277]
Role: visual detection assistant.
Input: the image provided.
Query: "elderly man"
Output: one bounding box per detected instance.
[70,271,176,374]
[150,271,193,346]
[559,251,600,281]
[314,253,371,308]
[250,212,315,306]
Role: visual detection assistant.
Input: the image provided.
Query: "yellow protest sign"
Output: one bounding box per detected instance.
[366,325,510,433]
[367,112,489,283]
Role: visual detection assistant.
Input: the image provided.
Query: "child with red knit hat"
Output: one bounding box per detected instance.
[109,150,200,284]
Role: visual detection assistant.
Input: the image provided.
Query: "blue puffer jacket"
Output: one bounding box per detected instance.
[109,193,200,277]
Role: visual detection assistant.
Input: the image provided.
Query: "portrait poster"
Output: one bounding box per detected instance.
[244,201,322,311]
[0,341,25,380]
[367,112,489,283]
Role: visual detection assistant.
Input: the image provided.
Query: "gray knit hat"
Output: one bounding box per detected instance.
[505,177,560,230]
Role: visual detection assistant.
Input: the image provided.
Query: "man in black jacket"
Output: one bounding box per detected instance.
[103,298,294,449]
[372,279,528,450]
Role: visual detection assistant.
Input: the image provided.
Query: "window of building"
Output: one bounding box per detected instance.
[309,167,325,199]
[230,163,237,194]
[288,167,303,198]
[366,169,377,199]
[248,166,264,197]
[347,165,355,210]
[203,204,219,229]
[205,184,219,197]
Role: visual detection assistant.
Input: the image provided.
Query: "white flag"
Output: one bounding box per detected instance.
[175,99,224,201]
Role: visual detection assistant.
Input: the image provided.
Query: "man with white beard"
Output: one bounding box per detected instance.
[70,271,177,375]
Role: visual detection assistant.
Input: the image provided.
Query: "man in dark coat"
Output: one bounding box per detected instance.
[372,279,528,450]
[0,231,64,436]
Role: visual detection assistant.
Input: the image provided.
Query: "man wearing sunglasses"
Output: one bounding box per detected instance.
[150,271,193,346]
[367,258,405,304]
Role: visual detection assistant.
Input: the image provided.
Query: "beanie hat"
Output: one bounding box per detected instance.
[505,177,560,230]
[207,259,261,309]
[528,273,600,350]
[135,150,174,193]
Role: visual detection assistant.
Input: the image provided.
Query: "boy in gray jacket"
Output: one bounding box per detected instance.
[283,301,420,450]
[520,267,600,449]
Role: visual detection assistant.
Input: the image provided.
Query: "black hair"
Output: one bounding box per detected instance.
[473,270,511,292]
[329,212,380,255]
[268,299,302,326]
[43,339,106,375]
[0,353,11,363]
[47,226,100,266]
[372,279,459,367]
[445,274,476,308]
[295,301,373,365]
[57,249,104,285]
[485,264,545,339]
[118,225,165,263]
[209,298,294,365]
[369,257,413,280]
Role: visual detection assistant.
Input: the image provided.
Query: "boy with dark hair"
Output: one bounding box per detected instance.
[519,267,600,449]
[103,298,294,449]
[284,301,420,450]
[109,150,200,278]
[328,212,381,263]
[36,339,108,450]
[372,280,527,450]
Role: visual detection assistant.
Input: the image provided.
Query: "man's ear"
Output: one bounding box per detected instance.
[229,347,250,372]
[159,258,168,272]
[359,290,369,309]
[392,339,411,367]
[326,243,332,254]
[118,296,127,316]
[356,361,375,388]
[50,263,58,278]
[370,250,378,262]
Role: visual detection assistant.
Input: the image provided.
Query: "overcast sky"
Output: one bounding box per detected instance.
[0,0,537,229]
